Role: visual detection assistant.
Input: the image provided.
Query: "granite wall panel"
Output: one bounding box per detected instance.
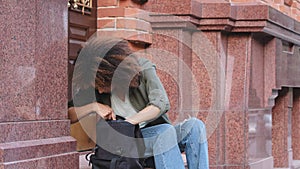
[0,0,68,122]
[0,0,78,168]
[292,88,300,160]
[272,88,291,168]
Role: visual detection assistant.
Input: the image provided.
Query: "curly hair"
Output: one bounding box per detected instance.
[72,37,141,93]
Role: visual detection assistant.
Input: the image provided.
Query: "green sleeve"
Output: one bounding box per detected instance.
[141,60,170,116]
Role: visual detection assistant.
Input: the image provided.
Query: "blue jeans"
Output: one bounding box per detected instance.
[141,118,209,169]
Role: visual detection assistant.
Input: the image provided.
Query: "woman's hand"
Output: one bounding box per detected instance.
[91,102,116,120]
[68,102,116,124]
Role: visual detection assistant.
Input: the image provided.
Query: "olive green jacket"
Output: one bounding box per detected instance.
[69,58,171,127]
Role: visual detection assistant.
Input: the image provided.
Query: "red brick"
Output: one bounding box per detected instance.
[116,18,137,29]
[291,8,299,20]
[292,1,300,9]
[279,4,291,15]
[96,30,152,44]
[97,19,115,29]
[119,0,141,8]
[273,0,284,4]
[97,6,150,21]
[124,8,150,21]
[284,0,293,6]
[116,18,151,32]
[98,7,125,17]
[127,32,152,44]
[124,8,140,17]
[97,0,118,7]
[231,0,258,2]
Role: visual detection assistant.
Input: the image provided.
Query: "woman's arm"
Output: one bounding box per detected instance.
[68,102,115,124]
[125,105,160,125]
[126,59,170,125]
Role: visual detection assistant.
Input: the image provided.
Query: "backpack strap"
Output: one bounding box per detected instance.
[110,158,119,169]
[85,146,98,166]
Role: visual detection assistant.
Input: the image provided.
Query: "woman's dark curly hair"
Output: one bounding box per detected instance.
[72,37,141,92]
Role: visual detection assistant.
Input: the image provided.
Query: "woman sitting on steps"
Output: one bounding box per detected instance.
[68,37,209,169]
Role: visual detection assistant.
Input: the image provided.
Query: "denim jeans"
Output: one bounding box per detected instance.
[141,117,209,169]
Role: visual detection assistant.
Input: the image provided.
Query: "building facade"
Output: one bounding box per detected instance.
[1,0,300,169]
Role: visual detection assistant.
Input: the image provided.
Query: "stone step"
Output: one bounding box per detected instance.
[0,136,76,163]
[79,153,91,169]
[1,152,78,168]
[293,160,300,169]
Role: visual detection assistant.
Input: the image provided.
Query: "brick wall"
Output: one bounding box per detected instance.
[230,0,300,21]
[97,0,152,44]
[97,0,300,40]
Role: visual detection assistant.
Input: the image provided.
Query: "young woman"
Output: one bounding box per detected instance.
[68,37,209,169]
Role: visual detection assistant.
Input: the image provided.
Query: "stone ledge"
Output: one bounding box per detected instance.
[148,3,300,45]
[0,136,76,163]
[0,152,79,169]
[0,120,71,143]
[292,160,300,169]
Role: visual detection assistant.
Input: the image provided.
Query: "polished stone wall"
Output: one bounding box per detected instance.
[0,0,78,168]
[143,1,300,169]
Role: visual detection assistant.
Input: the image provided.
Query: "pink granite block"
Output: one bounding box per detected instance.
[192,31,223,110]
[0,0,38,122]
[199,19,234,31]
[197,110,225,166]
[151,30,179,54]
[248,36,265,109]
[263,38,276,107]
[34,0,68,121]
[0,0,68,122]
[201,3,232,18]
[208,122,218,166]
[149,30,189,123]
[0,136,76,163]
[1,152,79,169]
[192,52,212,110]
[225,111,246,165]
[190,1,205,18]
[292,89,300,160]
[143,0,202,17]
[272,88,290,167]
[0,0,77,168]
[226,35,250,110]
[233,4,269,20]
[206,112,225,166]
[218,113,226,165]
[157,70,179,123]
[178,31,194,113]
[0,120,70,143]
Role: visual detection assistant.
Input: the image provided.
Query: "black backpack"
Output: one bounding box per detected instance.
[86,119,145,169]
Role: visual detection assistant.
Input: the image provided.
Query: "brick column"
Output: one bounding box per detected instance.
[97,0,152,45]
[0,1,78,168]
